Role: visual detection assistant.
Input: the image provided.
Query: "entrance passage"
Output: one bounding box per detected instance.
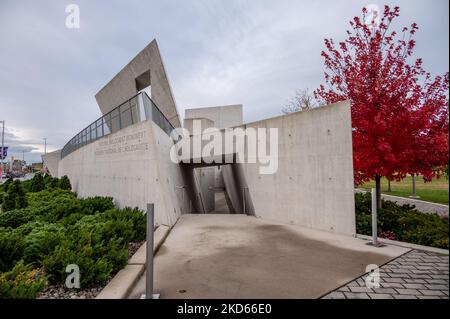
[180,162,254,216]
[212,191,230,214]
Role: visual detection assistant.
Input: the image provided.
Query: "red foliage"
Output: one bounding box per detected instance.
[379,230,396,240]
[314,5,449,185]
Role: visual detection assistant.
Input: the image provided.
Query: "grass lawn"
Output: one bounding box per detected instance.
[360,176,449,205]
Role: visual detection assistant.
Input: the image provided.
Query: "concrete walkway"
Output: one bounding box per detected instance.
[128,214,408,299]
[356,189,449,217]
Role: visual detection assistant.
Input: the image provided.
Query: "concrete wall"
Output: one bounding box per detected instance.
[195,167,215,213]
[58,120,189,227]
[95,40,181,128]
[242,101,355,235]
[185,105,243,129]
[183,118,215,134]
[177,101,355,234]
[42,150,61,177]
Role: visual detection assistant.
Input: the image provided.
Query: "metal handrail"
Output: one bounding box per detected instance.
[61,92,174,159]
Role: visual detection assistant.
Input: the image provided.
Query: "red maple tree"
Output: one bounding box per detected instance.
[314,5,449,208]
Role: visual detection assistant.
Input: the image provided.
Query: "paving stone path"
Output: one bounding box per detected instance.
[322,250,449,299]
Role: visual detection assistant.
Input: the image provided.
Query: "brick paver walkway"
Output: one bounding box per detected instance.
[322,250,449,299]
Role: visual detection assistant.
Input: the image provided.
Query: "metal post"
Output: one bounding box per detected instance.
[371,188,378,246]
[146,203,154,299]
[242,187,246,214]
[410,174,419,198]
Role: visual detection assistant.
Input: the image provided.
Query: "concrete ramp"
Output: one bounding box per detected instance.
[129,214,408,299]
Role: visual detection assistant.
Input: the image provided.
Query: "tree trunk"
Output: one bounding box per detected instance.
[375,174,382,210]
[387,179,391,192]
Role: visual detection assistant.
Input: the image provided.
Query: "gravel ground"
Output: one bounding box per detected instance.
[37,283,108,299]
[128,241,145,258]
[37,241,145,299]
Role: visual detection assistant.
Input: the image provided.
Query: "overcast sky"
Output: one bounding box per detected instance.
[0,0,448,163]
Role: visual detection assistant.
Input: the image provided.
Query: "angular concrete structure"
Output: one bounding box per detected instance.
[95,39,181,128]
[50,39,355,235]
[42,149,61,177]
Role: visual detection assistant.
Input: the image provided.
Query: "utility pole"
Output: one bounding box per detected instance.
[43,138,47,155]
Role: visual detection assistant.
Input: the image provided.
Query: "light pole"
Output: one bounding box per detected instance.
[43,138,47,155]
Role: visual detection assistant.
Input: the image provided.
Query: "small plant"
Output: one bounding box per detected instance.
[0,229,26,272]
[379,230,396,240]
[0,261,46,299]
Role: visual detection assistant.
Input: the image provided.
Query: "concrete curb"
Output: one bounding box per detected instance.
[129,225,170,265]
[357,234,449,255]
[95,265,144,299]
[96,225,171,299]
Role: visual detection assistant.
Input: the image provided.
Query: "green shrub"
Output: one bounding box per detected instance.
[59,176,72,191]
[23,223,65,265]
[0,208,35,228]
[0,179,146,290]
[0,261,46,299]
[355,192,449,249]
[0,229,25,272]
[81,196,115,213]
[47,177,60,189]
[1,180,27,212]
[13,221,49,237]
[0,177,13,193]
[103,207,146,241]
[28,173,45,193]
[42,239,114,287]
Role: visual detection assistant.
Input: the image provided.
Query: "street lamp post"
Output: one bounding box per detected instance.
[43,138,47,155]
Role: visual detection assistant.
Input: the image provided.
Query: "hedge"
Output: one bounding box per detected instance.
[0,175,146,298]
[355,192,449,249]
